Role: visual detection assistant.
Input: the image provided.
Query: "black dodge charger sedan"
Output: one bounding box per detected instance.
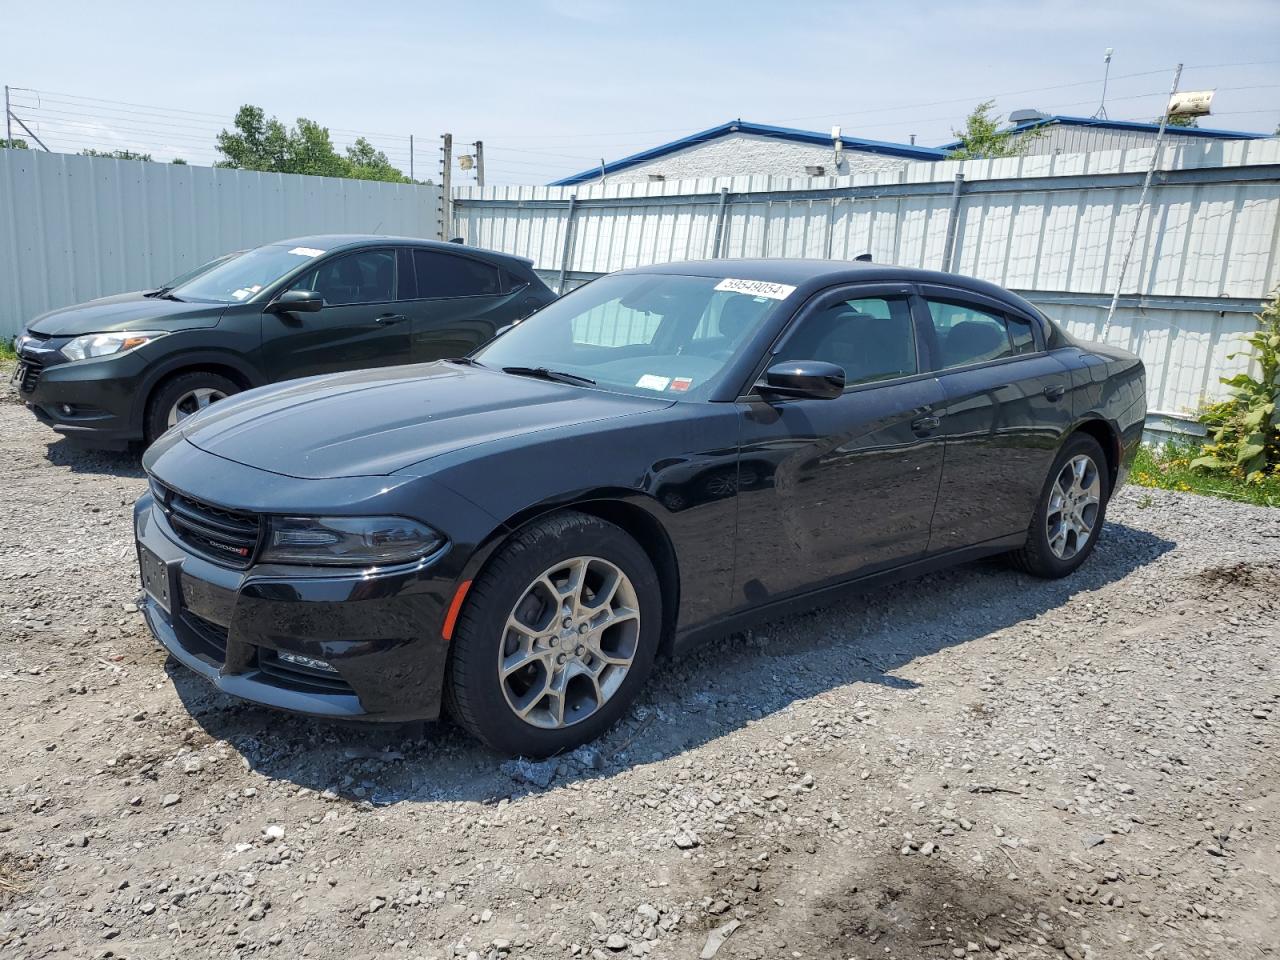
[13,235,553,447]
[135,259,1145,756]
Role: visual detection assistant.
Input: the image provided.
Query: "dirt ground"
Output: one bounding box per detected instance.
[0,395,1276,960]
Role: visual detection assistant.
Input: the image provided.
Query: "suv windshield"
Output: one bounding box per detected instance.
[170,243,328,303]
[475,273,785,399]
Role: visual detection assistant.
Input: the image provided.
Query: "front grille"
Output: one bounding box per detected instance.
[258,649,354,694]
[19,360,42,394]
[152,480,262,568]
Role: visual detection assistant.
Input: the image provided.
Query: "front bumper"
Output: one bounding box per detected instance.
[14,342,145,445]
[134,493,456,722]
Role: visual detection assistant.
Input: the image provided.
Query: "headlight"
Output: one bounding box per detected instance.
[260,516,445,566]
[61,330,167,362]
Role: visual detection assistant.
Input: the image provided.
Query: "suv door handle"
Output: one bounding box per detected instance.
[374,313,408,326]
[911,414,942,434]
[1044,383,1066,401]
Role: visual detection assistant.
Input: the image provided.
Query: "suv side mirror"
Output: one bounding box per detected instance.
[756,360,845,400]
[269,289,324,314]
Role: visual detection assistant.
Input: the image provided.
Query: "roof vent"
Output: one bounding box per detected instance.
[805,165,826,176]
[1009,108,1049,124]
[647,173,665,182]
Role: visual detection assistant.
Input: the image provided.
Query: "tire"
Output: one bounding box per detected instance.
[1008,433,1110,579]
[144,371,240,444]
[445,511,662,757]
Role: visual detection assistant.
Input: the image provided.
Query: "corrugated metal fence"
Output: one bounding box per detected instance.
[0,149,441,337]
[455,139,1280,425]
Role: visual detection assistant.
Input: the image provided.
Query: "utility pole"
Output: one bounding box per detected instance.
[474,140,484,188]
[1093,48,1114,120]
[409,134,414,181]
[440,133,453,240]
[4,85,11,146]
[1103,62,1182,340]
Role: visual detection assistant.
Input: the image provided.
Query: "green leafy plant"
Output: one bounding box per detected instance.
[216,105,411,183]
[1191,290,1280,482]
[944,101,1044,160]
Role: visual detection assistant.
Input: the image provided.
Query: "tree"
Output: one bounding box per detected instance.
[1163,113,1199,128]
[1,137,29,149]
[945,101,1043,160]
[171,158,188,165]
[81,148,154,161]
[216,104,410,183]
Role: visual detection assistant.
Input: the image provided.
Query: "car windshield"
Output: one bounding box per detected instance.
[170,243,328,303]
[156,251,243,292]
[474,273,787,399]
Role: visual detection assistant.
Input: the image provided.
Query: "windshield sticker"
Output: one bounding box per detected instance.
[714,278,796,300]
[670,377,693,392]
[230,288,252,301]
[287,246,326,257]
[635,374,671,391]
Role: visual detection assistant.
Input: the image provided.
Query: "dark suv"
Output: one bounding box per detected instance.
[12,235,555,447]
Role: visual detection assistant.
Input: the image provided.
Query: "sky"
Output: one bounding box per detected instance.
[3,0,1278,185]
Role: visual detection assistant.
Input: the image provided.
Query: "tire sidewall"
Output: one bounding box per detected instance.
[1029,434,1111,577]
[449,514,662,757]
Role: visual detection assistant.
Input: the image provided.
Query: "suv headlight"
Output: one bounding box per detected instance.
[261,516,445,566]
[61,330,167,362]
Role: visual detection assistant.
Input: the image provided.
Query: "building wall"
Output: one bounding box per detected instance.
[1019,124,1266,156]
[599,133,913,183]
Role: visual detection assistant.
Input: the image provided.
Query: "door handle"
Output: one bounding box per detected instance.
[911,414,942,434]
[1044,383,1066,401]
[374,313,408,326]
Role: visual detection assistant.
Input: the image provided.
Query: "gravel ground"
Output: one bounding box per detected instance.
[0,393,1277,960]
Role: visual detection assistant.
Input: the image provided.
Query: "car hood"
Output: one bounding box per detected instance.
[180,362,673,479]
[27,294,226,336]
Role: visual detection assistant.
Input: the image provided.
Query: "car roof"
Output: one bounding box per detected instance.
[621,258,1045,317]
[268,235,533,267]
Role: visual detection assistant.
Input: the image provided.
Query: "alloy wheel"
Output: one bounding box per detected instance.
[498,556,640,729]
[1046,453,1101,560]
[167,387,228,428]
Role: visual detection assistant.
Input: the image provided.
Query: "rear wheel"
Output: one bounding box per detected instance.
[1008,433,1110,579]
[445,511,662,757]
[144,371,239,444]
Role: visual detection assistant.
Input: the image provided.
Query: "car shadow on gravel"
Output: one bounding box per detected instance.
[168,520,1175,807]
[44,438,145,478]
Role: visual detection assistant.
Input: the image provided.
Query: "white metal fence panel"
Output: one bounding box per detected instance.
[459,139,1280,421]
[0,149,442,337]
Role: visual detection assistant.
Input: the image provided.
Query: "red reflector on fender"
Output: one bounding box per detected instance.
[442,580,473,641]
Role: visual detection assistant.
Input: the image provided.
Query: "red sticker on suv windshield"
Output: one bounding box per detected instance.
[670,377,693,392]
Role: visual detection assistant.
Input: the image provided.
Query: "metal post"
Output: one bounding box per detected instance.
[4,85,11,146]
[940,172,965,272]
[440,133,453,241]
[475,140,484,188]
[598,158,605,183]
[711,187,730,258]
[409,134,414,181]
[557,194,579,294]
[1103,63,1183,340]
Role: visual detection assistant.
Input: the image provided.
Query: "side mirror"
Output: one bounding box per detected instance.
[756,360,845,400]
[269,289,324,314]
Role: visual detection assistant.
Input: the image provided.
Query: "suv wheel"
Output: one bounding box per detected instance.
[445,511,662,757]
[1008,433,1110,578]
[145,372,239,444]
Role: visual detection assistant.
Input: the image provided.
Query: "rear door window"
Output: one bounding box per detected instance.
[413,250,503,298]
[925,299,1037,369]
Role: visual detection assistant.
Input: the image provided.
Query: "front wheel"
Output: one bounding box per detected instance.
[445,511,662,757]
[1008,434,1110,579]
[144,371,239,444]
